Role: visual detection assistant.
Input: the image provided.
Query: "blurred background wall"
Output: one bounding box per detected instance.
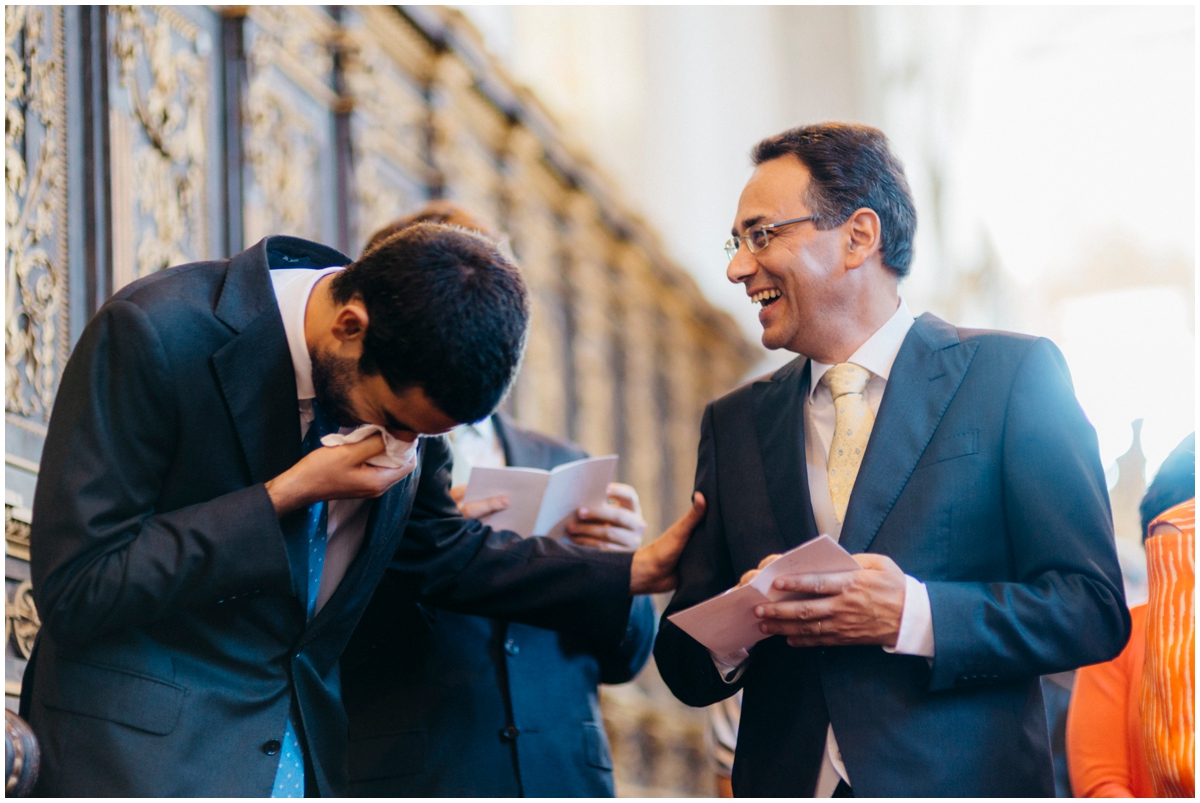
[6,5,1194,797]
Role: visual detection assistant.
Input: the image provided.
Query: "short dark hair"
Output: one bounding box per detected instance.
[751,122,917,277]
[363,201,495,255]
[1139,432,1195,539]
[331,222,529,423]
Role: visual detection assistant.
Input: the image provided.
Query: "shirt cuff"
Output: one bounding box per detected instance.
[709,647,750,683]
[883,574,935,658]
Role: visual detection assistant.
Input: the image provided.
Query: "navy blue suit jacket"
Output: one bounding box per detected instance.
[22,237,635,796]
[342,414,656,796]
[654,314,1130,796]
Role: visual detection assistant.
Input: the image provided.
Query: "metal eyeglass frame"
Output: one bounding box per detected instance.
[724,215,818,262]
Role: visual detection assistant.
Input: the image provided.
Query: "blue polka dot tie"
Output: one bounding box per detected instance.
[271,400,337,797]
[821,363,875,523]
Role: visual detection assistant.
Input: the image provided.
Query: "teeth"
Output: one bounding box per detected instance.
[751,289,782,305]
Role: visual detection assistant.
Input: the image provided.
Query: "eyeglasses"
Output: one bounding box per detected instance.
[724,215,818,261]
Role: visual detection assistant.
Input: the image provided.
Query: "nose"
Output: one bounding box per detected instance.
[726,242,757,285]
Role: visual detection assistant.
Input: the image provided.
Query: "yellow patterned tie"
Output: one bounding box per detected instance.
[821,363,875,523]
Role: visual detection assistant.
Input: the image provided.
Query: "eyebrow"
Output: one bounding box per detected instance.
[732,215,766,238]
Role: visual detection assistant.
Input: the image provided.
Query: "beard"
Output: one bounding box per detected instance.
[310,348,361,428]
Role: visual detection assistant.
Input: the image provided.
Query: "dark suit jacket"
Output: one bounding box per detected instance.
[22,237,634,797]
[654,314,1130,797]
[341,413,656,797]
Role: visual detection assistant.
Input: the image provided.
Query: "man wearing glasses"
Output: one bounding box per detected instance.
[654,122,1129,796]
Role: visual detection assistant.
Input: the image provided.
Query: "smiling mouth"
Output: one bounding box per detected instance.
[751,288,782,307]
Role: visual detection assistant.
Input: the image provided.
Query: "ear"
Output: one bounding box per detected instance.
[330,298,370,347]
[844,207,882,271]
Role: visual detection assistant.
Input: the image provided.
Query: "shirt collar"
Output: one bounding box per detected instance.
[809,298,915,399]
[450,414,497,444]
[270,267,345,401]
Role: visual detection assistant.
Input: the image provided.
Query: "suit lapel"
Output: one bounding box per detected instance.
[838,313,978,554]
[753,357,821,550]
[494,413,542,468]
[211,235,353,485]
[211,240,302,486]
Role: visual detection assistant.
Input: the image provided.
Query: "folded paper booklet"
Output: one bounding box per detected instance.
[462,455,618,539]
[667,535,861,658]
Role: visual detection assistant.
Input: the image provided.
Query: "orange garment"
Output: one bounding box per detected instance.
[1141,498,1195,797]
[1067,604,1153,797]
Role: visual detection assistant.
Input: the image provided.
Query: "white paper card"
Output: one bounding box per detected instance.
[667,535,861,657]
[462,455,618,538]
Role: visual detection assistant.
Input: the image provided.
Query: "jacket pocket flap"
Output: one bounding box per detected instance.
[348,730,426,781]
[583,722,613,770]
[917,429,979,468]
[43,657,185,735]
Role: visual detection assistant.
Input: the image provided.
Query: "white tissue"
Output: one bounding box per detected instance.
[320,425,419,468]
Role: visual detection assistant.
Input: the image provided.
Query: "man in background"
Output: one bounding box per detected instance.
[342,204,657,796]
[654,122,1128,796]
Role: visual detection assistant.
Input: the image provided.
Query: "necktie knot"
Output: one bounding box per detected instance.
[821,363,871,399]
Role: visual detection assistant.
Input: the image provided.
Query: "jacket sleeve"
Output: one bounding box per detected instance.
[386,436,635,647]
[595,594,658,685]
[30,301,293,648]
[925,337,1131,690]
[653,403,744,707]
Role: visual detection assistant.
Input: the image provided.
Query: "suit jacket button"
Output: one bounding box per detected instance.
[504,639,519,656]
[262,739,281,756]
[500,725,520,742]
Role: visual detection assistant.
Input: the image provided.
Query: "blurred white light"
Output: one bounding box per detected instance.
[1059,287,1195,480]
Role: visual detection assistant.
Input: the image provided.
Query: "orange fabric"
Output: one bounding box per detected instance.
[1067,604,1153,797]
[1141,498,1195,797]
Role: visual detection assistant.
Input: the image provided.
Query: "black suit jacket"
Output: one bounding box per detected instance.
[23,237,634,797]
[654,314,1129,797]
[341,414,656,796]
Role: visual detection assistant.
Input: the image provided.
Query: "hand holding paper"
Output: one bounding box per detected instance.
[753,551,908,648]
[666,535,862,657]
[566,482,646,551]
[461,456,618,538]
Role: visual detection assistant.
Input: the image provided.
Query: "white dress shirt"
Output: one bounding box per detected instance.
[447,415,508,485]
[713,298,935,795]
[270,267,372,616]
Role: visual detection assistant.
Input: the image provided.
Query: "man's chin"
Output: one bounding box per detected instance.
[760,327,790,351]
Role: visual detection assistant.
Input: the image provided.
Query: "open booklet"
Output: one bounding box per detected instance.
[461,455,618,539]
[667,535,861,658]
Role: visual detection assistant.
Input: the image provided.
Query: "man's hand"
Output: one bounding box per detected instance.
[752,553,907,647]
[265,435,416,516]
[566,482,647,552]
[629,492,706,595]
[449,484,510,520]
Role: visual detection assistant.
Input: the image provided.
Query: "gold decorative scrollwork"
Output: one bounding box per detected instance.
[5,6,68,422]
[242,9,329,243]
[243,82,320,242]
[342,10,435,248]
[110,6,209,278]
[5,503,31,563]
[6,579,39,661]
